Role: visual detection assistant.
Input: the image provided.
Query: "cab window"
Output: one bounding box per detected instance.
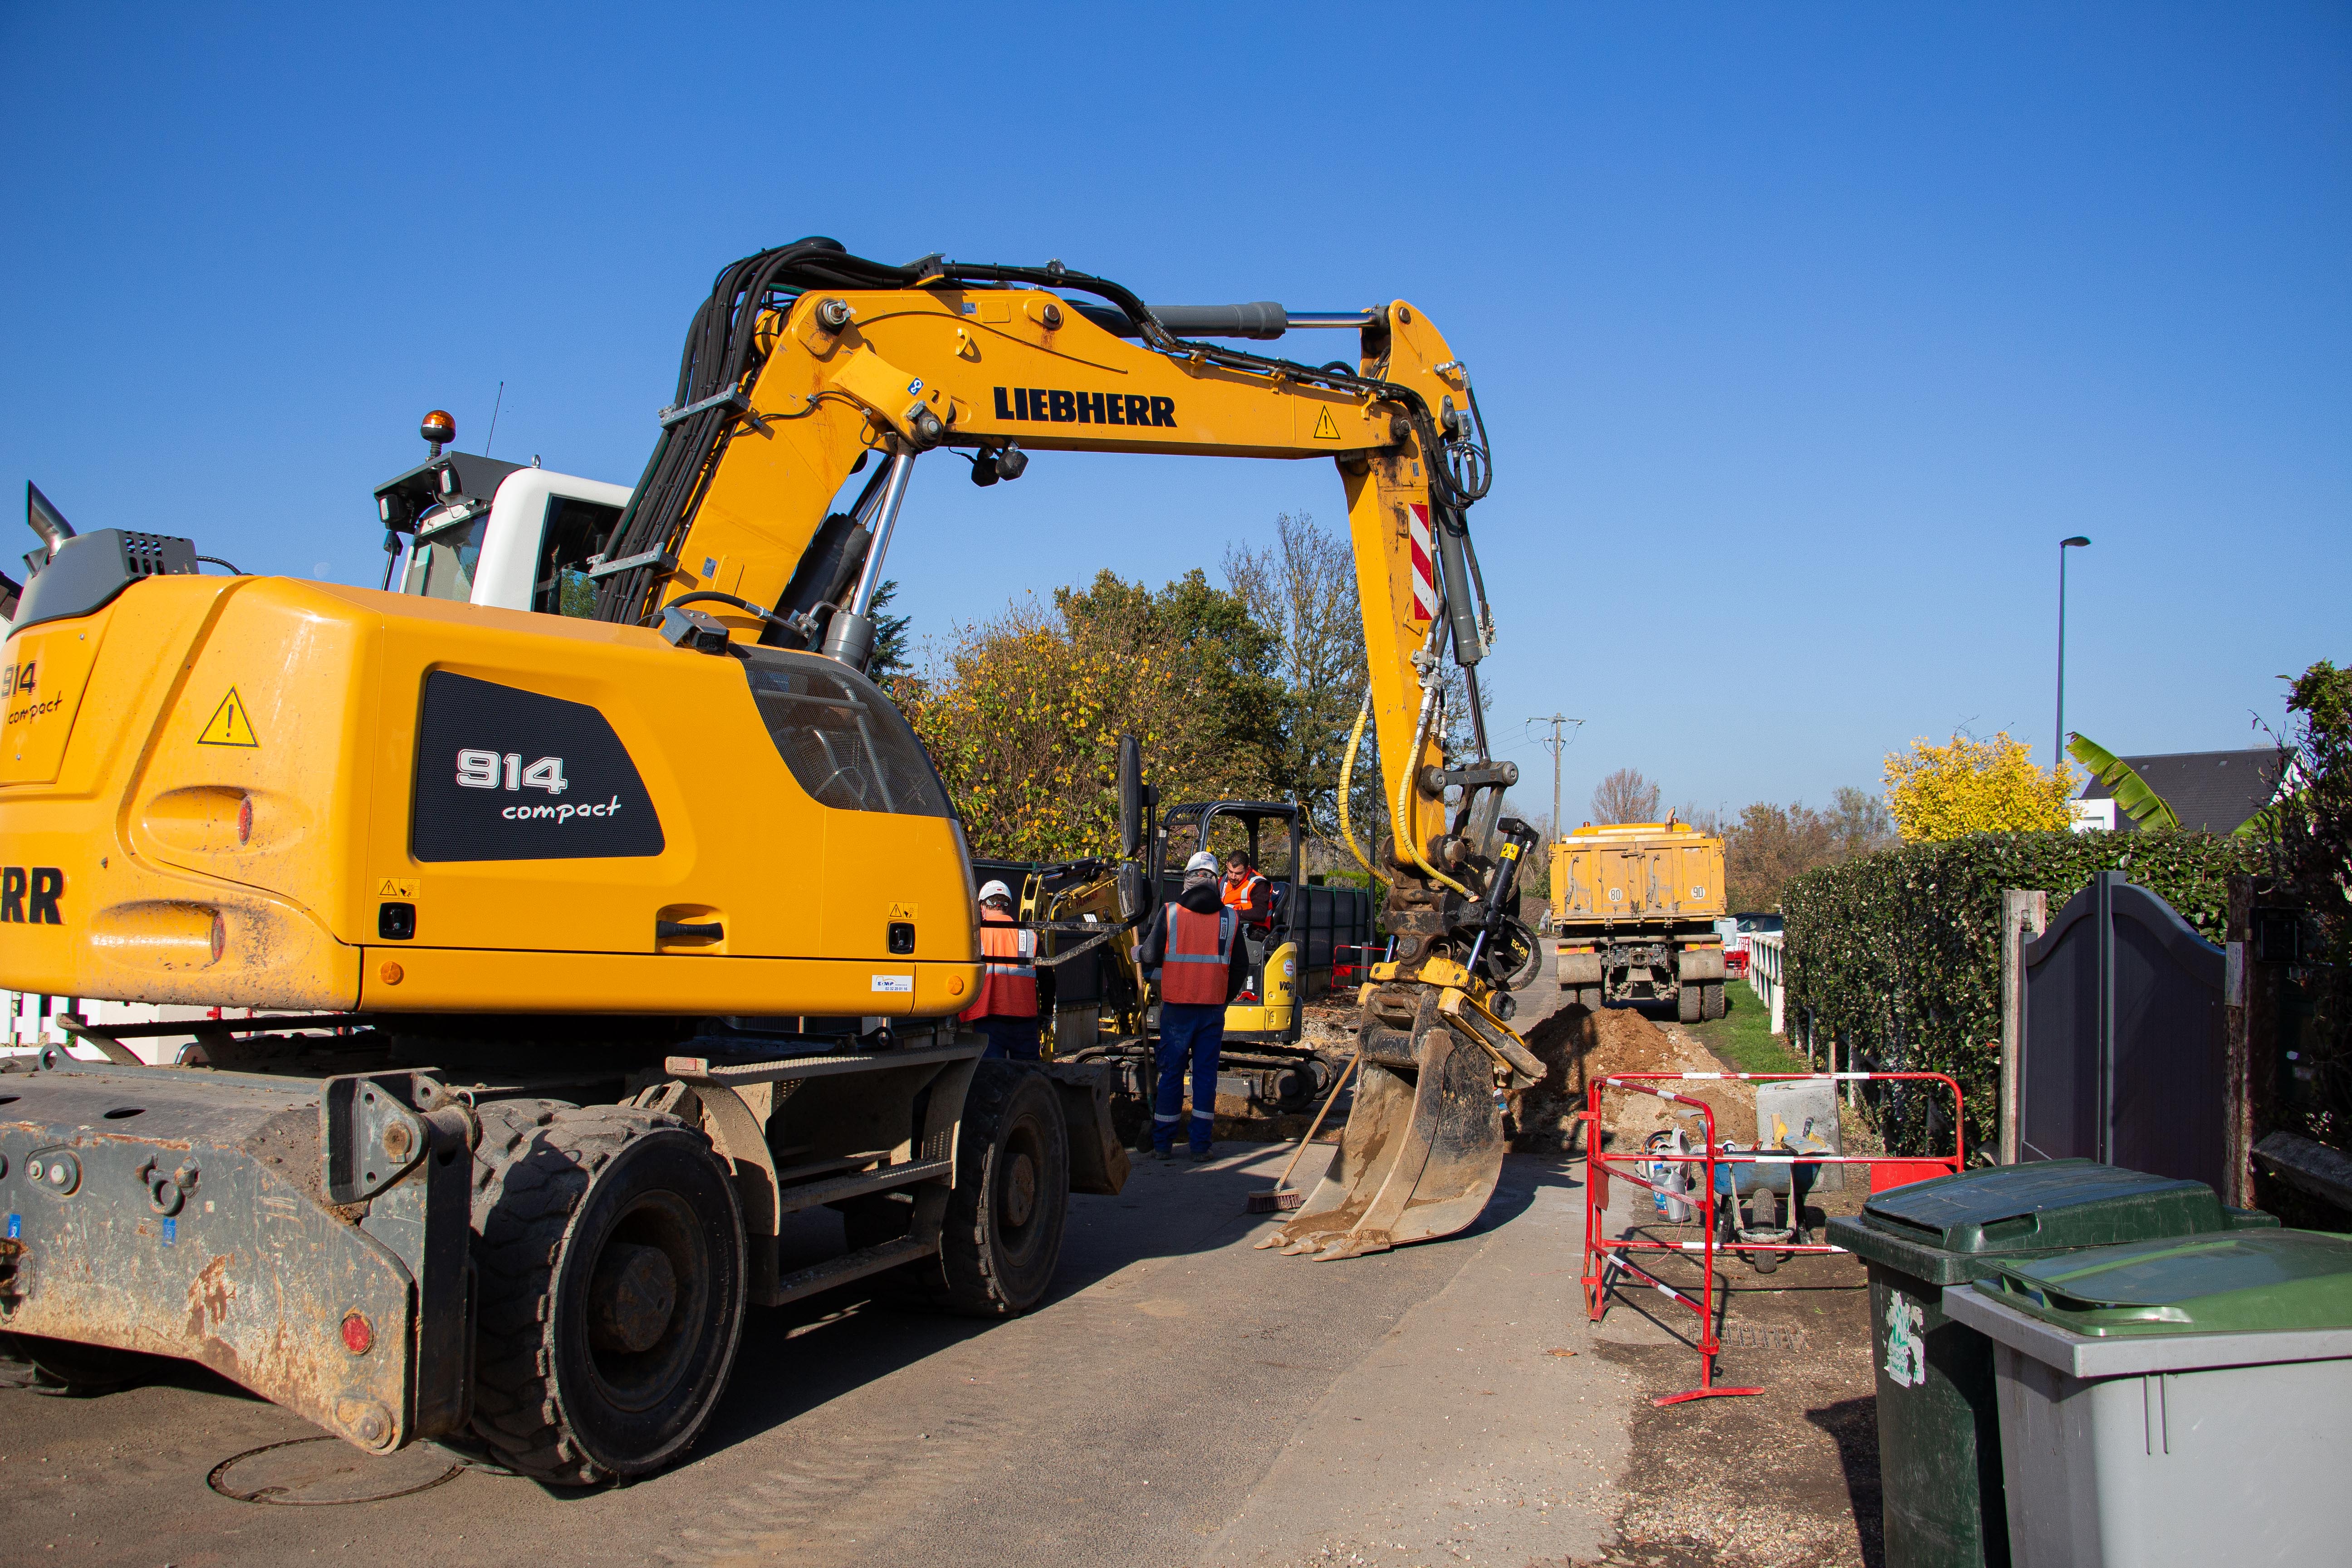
[402,510,489,602]
[738,648,951,818]
[534,496,622,618]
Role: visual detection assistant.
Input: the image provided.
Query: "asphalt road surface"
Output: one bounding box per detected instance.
[2,1147,1637,1568]
[3,956,1648,1567]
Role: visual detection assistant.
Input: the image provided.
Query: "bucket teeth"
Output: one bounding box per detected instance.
[1260,1004,1511,1260]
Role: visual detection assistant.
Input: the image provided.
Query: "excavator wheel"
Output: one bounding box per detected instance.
[1677,985,1703,1024]
[924,1063,1070,1317]
[1701,981,1727,1021]
[467,1100,746,1487]
[842,1065,1072,1316]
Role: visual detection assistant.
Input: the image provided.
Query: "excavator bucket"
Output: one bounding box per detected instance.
[1255,1018,1506,1260]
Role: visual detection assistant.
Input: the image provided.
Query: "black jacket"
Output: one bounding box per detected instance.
[1137,881,1251,1005]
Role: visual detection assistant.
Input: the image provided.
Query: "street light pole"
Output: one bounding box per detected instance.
[2057,536,2092,767]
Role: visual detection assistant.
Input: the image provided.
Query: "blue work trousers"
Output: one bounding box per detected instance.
[978,1016,1042,1062]
[1154,1002,1224,1153]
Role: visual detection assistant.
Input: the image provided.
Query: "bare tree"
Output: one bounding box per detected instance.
[1827,784,1897,857]
[1226,513,1377,862]
[1592,767,1661,824]
[1720,786,1899,912]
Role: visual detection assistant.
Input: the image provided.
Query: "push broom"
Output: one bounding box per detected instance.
[1246,1050,1362,1213]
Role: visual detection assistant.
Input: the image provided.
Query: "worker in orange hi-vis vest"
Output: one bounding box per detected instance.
[961,879,1040,1060]
[1221,849,1275,973]
[1136,851,1250,1161]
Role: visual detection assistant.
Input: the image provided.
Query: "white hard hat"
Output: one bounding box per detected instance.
[1184,851,1220,876]
[977,880,1014,904]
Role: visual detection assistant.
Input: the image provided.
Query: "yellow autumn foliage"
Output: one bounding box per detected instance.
[900,600,1273,862]
[1882,731,2077,843]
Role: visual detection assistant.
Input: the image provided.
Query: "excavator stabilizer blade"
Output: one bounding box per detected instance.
[1255,1024,1504,1259]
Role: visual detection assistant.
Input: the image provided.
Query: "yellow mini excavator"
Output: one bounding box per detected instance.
[0,239,1543,1481]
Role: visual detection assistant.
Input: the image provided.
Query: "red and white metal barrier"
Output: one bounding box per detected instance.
[1579,1070,1964,1406]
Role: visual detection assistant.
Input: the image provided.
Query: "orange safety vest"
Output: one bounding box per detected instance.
[1161,902,1237,1006]
[961,909,1038,1021]
[1221,873,1271,927]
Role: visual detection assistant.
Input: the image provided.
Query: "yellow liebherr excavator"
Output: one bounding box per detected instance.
[0,239,1541,1480]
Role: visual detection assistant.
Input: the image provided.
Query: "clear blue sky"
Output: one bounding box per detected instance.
[5,5,2344,820]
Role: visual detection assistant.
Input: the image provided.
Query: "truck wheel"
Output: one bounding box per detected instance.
[1701,981,1726,1021]
[468,1101,746,1486]
[931,1063,1069,1317]
[1575,986,1602,1012]
[1677,985,1703,1024]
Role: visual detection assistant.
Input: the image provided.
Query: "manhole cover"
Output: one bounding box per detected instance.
[207,1436,464,1505]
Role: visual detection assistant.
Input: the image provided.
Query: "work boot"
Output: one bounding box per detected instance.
[1188,1147,1215,1163]
[1151,1145,1176,1161]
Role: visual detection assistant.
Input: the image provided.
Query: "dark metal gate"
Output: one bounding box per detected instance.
[2021,870,2229,1189]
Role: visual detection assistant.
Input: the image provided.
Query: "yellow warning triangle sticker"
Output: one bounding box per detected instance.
[1311,408,1341,441]
[197,687,260,747]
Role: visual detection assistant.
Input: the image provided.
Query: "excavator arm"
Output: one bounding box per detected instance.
[593,242,1501,932]
[593,241,1545,1257]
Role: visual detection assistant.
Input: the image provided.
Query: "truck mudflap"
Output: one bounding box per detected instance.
[0,1053,474,1454]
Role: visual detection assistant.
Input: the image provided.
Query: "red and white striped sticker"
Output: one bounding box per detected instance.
[1407,504,1438,623]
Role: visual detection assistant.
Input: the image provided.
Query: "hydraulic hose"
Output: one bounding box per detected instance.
[1337,687,1384,890]
[1393,650,1477,903]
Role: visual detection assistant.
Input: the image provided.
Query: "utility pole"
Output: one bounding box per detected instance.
[1529,714,1584,843]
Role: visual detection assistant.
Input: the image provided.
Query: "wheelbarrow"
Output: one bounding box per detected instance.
[1710,1130,1830,1274]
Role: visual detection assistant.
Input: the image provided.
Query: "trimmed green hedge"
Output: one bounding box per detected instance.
[1780,829,2258,1154]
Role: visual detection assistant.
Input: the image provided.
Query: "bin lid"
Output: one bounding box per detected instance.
[1973,1230,2352,1337]
[1825,1159,2229,1285]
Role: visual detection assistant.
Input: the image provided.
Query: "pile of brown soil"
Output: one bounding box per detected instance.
[1508,1005,1755,1152]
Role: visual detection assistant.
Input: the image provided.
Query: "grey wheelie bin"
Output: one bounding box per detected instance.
[1945,1228,2352,1568]
[1824,1160,2274,1568]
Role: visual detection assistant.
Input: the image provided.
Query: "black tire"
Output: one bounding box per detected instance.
[468,1100,746,1487]
[926,1063,1069,1317]
[1575,986,1603,1012]
[1701,981,1726,1021]
[1677,985,1703,1024]
[1749,1186,1780,1274]
[0,1332,145,1395]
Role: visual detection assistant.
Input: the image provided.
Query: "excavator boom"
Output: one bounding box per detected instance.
[578,240,1541,1259]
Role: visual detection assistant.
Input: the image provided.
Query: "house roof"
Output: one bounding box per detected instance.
[2079,747,2287,834]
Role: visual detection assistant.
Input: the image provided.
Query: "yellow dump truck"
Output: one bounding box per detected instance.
[1549,820,1729,1022]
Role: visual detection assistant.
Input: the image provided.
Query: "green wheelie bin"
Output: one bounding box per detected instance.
[1825,1160,2274,1568]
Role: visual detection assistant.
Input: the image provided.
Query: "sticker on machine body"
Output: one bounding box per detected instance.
[411,671,664,862]
[870,974,913,993]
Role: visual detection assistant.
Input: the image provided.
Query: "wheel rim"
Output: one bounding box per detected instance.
[997,1121,1044,1247]
[579,1191,710,1414]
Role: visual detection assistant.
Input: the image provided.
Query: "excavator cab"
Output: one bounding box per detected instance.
[371,436,630,616]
